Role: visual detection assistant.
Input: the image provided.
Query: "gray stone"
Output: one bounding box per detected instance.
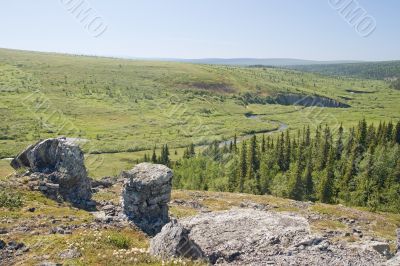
[149,219,203,259]
[59,248,81,259]
[11,137,92,207]
[121,163,173,235]
[150,209,388,265]
[386,254,400,266]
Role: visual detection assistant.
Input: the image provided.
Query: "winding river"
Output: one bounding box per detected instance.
[218,114,288,147]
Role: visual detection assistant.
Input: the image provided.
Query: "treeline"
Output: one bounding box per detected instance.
[143,144,171,167]
[172,120,400,213]
[283,61,400,80]
[391,78,400,90]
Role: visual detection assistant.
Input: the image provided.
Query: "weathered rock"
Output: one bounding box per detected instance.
[11,137,92,207]
[121,163,173,235]
[90,176,117,189]
[59,248,81,259]
[386,254,400,266]
[355,241,392,259]
[150,209,388,265]
[397,228,400,253]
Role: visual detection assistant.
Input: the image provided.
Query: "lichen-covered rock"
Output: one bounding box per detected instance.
[150,209,389,265]
[149,219,203,259]
[11,137,92,206]
[121,163,172,235]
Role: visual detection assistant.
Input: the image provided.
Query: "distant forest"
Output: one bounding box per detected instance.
[147,120,400,213]
[278,61,400,86]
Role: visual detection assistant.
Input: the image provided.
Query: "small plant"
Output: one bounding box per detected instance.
[0,190,23,209]
[107,233,131,249]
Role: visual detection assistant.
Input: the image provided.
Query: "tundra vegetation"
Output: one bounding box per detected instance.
[0,49,400,264]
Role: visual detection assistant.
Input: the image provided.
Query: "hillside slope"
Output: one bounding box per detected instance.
[0,48,399,178]
[0,172,399,265]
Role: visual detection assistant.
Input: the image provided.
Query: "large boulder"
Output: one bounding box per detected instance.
[11,137,92,206]
[121,163,173,235]
[150,209,388,265]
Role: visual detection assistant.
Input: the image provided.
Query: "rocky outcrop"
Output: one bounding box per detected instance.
[10,137,92,207]
[121,163,173,235]
[150,209,389,265]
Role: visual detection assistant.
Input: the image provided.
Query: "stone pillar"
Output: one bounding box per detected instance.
[121,163,173,235]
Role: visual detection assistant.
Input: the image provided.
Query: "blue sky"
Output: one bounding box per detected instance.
[0,0,399,60]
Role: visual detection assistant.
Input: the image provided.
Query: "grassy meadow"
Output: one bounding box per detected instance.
[0,48,399,178]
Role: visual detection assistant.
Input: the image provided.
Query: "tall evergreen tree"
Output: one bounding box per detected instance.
[261,134,266,153]
[288,143,305,200]
[238,141,247,192]
[335,124,344,160]
[284,131,291,171]
[318,149,335,203]
[233,134,238,153]
[276,133,285,171]
[303,152,315,201]
[151,146,157,163]
[394,121,400,144]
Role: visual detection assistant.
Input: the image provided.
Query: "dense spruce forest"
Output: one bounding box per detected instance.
[281,61,400,80]
[148,120,400,213]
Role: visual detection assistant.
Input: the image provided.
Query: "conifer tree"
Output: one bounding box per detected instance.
[305,125,311,147]
[303,153,315,201]
[277,133,285,171]
[335,123,344,160]
[386,121,394,142]
[319,125,331,170]
[284,131,291,171]
[261,134,266,153]
[189,143,195,157]
[394,121,400,144]
[288,143,305,200]
[318,149,335,203]
[238,141,247,192]
[233,134,238,153]
[151,146,157,163]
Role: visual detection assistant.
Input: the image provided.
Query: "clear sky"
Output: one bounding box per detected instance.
[0,0,399,61]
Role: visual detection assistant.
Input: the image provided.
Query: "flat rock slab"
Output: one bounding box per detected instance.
[150,209,388,265]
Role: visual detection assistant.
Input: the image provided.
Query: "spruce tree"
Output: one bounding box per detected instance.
[261,134,266,153]
[277,133,285,171]
[303,153,315,201]
[394,121,400,144]
[288,143,305,200]
[386,121,394,142]
[151,146,157,163]
[189,143,195,157]
[238,141,247,192]
[335,124,344,160]
[284,131,291,171]
[233,134,238,153]
[318,149,335,203]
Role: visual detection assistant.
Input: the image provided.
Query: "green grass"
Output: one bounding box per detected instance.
[0,48,399,179]
[0,190,23,209]
[107,232,132,249]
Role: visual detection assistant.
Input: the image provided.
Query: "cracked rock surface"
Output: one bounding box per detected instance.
[150,209,389,265]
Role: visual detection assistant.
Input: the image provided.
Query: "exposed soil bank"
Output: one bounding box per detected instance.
[272,94,350,108]
[346,89,376,94]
